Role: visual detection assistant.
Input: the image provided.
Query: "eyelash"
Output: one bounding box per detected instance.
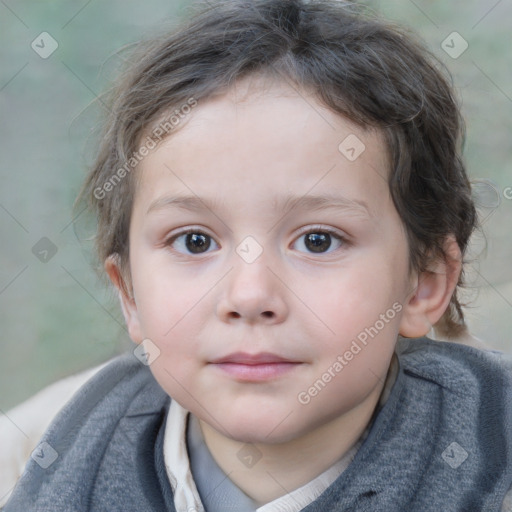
[293,226,347,254]
[164,228,219,255]
[164,226,348,256]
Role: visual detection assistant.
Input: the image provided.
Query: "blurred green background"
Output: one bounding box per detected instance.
[1,0,511,411]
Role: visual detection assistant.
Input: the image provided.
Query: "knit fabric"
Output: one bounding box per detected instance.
[4,337,512,511]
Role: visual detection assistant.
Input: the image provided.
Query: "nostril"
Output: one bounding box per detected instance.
[224,311,275,320]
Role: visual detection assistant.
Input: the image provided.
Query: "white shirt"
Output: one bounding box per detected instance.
[163,400,361,512]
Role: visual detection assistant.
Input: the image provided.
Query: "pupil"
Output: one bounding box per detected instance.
[305,233,331,253]
[186,233,210,253]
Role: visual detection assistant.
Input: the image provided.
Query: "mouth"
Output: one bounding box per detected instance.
[209,352,302,382]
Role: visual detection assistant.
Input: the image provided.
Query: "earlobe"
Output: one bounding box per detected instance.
[399,237,462,338]
[104,254,144,343]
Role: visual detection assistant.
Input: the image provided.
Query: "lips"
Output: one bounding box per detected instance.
[209,352,301,381]
[211,352,296,365]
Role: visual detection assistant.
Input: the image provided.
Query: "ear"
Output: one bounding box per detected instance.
[399,237,462,338]
[104,254,144,344]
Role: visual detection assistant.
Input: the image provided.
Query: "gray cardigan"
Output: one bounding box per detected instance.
[4,337,512,511]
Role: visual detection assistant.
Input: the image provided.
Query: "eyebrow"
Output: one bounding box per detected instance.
[146,193,372,219]
[278,193,371,219]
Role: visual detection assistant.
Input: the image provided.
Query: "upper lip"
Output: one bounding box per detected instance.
[210,352,298,365]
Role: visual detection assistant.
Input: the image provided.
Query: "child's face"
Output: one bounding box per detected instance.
[119,78,416,444]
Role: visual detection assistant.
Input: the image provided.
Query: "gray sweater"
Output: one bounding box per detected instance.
[4,337,512,511]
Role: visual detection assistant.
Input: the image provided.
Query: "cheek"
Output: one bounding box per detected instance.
[129,253,199,345]
[133,266,208,400]
[297,254,407,380]
[302,263,401,334]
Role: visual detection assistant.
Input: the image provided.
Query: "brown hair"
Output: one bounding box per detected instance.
[76,0,477,338]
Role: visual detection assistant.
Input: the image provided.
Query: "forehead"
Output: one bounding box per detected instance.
[133,77,391,219]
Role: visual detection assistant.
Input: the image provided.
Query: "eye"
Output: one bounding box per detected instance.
[165,229,219,255]
[292,228,345,254]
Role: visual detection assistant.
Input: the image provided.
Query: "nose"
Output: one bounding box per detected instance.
[216,257,289,325]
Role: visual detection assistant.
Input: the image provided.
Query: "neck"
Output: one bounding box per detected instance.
[199,382,385,506]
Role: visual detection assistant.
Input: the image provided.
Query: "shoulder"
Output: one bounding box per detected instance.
[0,362,109,507]
[0,354,163,507]
[3,356,171,510]
[396,336,512,395]
[43,353,166,437]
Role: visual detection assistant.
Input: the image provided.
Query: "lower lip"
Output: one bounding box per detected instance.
[212,362,300,381]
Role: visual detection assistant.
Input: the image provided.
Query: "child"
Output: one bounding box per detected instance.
[4,0,512,510]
